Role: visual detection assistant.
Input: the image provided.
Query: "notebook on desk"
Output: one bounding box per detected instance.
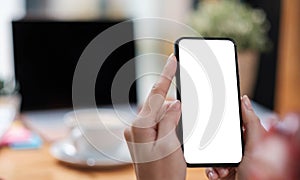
[12,20,137,141]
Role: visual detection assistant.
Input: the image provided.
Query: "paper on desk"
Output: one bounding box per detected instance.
[22,109,72,142]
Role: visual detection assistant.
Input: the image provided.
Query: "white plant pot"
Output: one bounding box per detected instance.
[237,50,259,98]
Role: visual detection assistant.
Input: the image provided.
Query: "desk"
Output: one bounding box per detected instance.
[0,100,274,179]
[0,134,207,180]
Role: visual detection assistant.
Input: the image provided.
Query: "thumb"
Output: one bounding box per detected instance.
[241,95,266,149]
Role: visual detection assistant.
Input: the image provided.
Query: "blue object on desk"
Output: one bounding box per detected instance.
[9,133,42,150]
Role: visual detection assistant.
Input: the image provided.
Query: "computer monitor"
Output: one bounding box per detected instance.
[12,20,137,111]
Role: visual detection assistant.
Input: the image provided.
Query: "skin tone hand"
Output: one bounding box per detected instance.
[206,95,267,180]
[248,119,300,180]
[124,53,299,180]
[124,54,186,180]
[206,98,300,180]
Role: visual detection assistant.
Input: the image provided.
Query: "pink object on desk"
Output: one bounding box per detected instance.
[0,125,31,146]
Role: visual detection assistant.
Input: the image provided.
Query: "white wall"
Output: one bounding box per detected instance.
[129,0,192,105]
[0,0,25,80]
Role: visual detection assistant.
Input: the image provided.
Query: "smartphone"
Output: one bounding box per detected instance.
[175,37,244,167]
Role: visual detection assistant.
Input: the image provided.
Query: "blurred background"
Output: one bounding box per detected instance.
[0,0,299,179]
[1,0,299,114]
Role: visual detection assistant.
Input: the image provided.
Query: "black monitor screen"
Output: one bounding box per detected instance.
[13,20,136,111]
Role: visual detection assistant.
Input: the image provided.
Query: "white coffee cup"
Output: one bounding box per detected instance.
[64,108,126,158]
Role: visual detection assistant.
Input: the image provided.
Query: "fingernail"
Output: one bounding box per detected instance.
[242,95,253,110]
[169,100,180,111]
[208,171,213,179]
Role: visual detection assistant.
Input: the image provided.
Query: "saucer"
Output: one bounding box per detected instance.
[50,138,132,168]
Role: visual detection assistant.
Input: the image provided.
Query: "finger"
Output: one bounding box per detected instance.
[215,167,229,178]
[124,127,137,161]
[139,54,177,118]
[130,124,157,143]
[133,100,175,129]
[157,100,175,123]
[124,127,133,142]
[241,95,266,148]
[157,100,181,140]
[130,103,169,143]
[206,168,219,180]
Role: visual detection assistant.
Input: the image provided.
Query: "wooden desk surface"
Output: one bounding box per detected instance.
[0,138,207,180]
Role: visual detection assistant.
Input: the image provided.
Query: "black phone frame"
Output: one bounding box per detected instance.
[174,37,245,167]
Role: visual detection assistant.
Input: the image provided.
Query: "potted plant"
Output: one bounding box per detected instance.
[0,78,20,112]
[0,78,16,96]
[189,0,271,97]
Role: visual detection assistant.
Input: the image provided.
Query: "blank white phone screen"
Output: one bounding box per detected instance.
[178,39,243,164]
